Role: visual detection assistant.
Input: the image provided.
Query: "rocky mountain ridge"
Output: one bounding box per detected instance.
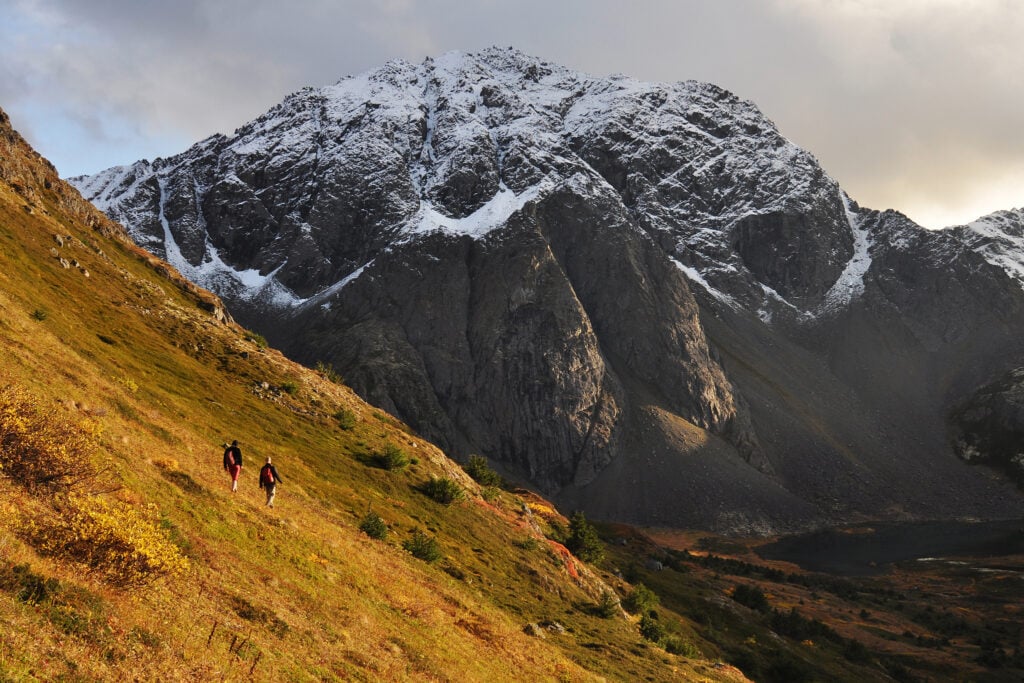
[72,48,1024,532]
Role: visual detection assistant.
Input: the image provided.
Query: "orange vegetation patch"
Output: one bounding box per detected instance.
[546,540,580,580]
[473,497,528,530]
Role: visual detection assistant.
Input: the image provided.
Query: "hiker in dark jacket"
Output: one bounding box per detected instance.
[259,456,283,508]
[223,440,243,492]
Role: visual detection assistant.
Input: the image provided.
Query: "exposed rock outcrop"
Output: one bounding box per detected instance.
[951,368,1024,488]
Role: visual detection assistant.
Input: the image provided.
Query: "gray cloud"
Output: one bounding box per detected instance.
[2,0,1021,227]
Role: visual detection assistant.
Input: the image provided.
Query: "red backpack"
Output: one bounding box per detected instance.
[261,465,274,485]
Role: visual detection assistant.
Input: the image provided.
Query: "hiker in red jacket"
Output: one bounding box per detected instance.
[259,456,283,508]
[223,440,243,492]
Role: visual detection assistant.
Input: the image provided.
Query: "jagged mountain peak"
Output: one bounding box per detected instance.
[74,48,851,321]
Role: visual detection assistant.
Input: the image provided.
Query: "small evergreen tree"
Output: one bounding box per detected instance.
[597,590,620,618]
[377,443,409,470]
[334,408,357,430]
[421,476,464,505]
[565,511,604,563]
[639,613,664,642]
[624,582,660,615]
[663,634,701,658]
[732,583,770,612]
[403,530,442,563]
[315,361,343,384]
[358,511,388,540]
[462,454,502,487]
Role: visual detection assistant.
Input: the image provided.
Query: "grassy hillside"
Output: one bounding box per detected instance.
[0,111,758,680]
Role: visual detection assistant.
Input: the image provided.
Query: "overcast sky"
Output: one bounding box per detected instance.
[2,0,1022,229]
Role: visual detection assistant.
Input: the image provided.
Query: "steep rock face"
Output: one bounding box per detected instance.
[951,208,1024,287]
[71,49,1024,530]
[285,175,746,493]
[733,209,849,302]
[560,79,853,311]
[72,50,761,495]
[817,209,1024,415]
[951,368,1024,487]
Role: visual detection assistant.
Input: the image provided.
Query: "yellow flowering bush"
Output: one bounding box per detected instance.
[25,493,189,586]
[0,385,103,492]
[1,385,187,585]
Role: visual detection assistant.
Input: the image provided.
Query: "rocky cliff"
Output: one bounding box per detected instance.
[71,48,1024,532]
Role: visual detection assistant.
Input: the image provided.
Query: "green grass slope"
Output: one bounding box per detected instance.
[0,110,751,681]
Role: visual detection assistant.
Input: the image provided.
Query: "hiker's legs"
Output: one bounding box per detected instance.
[265,484,276,508]
[229,464,241,492]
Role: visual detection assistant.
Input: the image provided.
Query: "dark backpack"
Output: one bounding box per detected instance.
[261,465,274,485]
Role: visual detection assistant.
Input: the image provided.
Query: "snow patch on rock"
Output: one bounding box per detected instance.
[820,192,873,312]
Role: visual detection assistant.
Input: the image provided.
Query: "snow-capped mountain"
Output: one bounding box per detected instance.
[73,48,1024,532]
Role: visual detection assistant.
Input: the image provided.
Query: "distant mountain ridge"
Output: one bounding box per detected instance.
[72,48,1024,532]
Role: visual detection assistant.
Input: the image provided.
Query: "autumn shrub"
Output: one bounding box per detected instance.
[421,476,464,505]
[21,492,189,586]
[0,385,104,493]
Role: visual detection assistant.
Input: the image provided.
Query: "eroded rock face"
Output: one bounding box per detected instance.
[733,208,851,303]
[285,179,746,493]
